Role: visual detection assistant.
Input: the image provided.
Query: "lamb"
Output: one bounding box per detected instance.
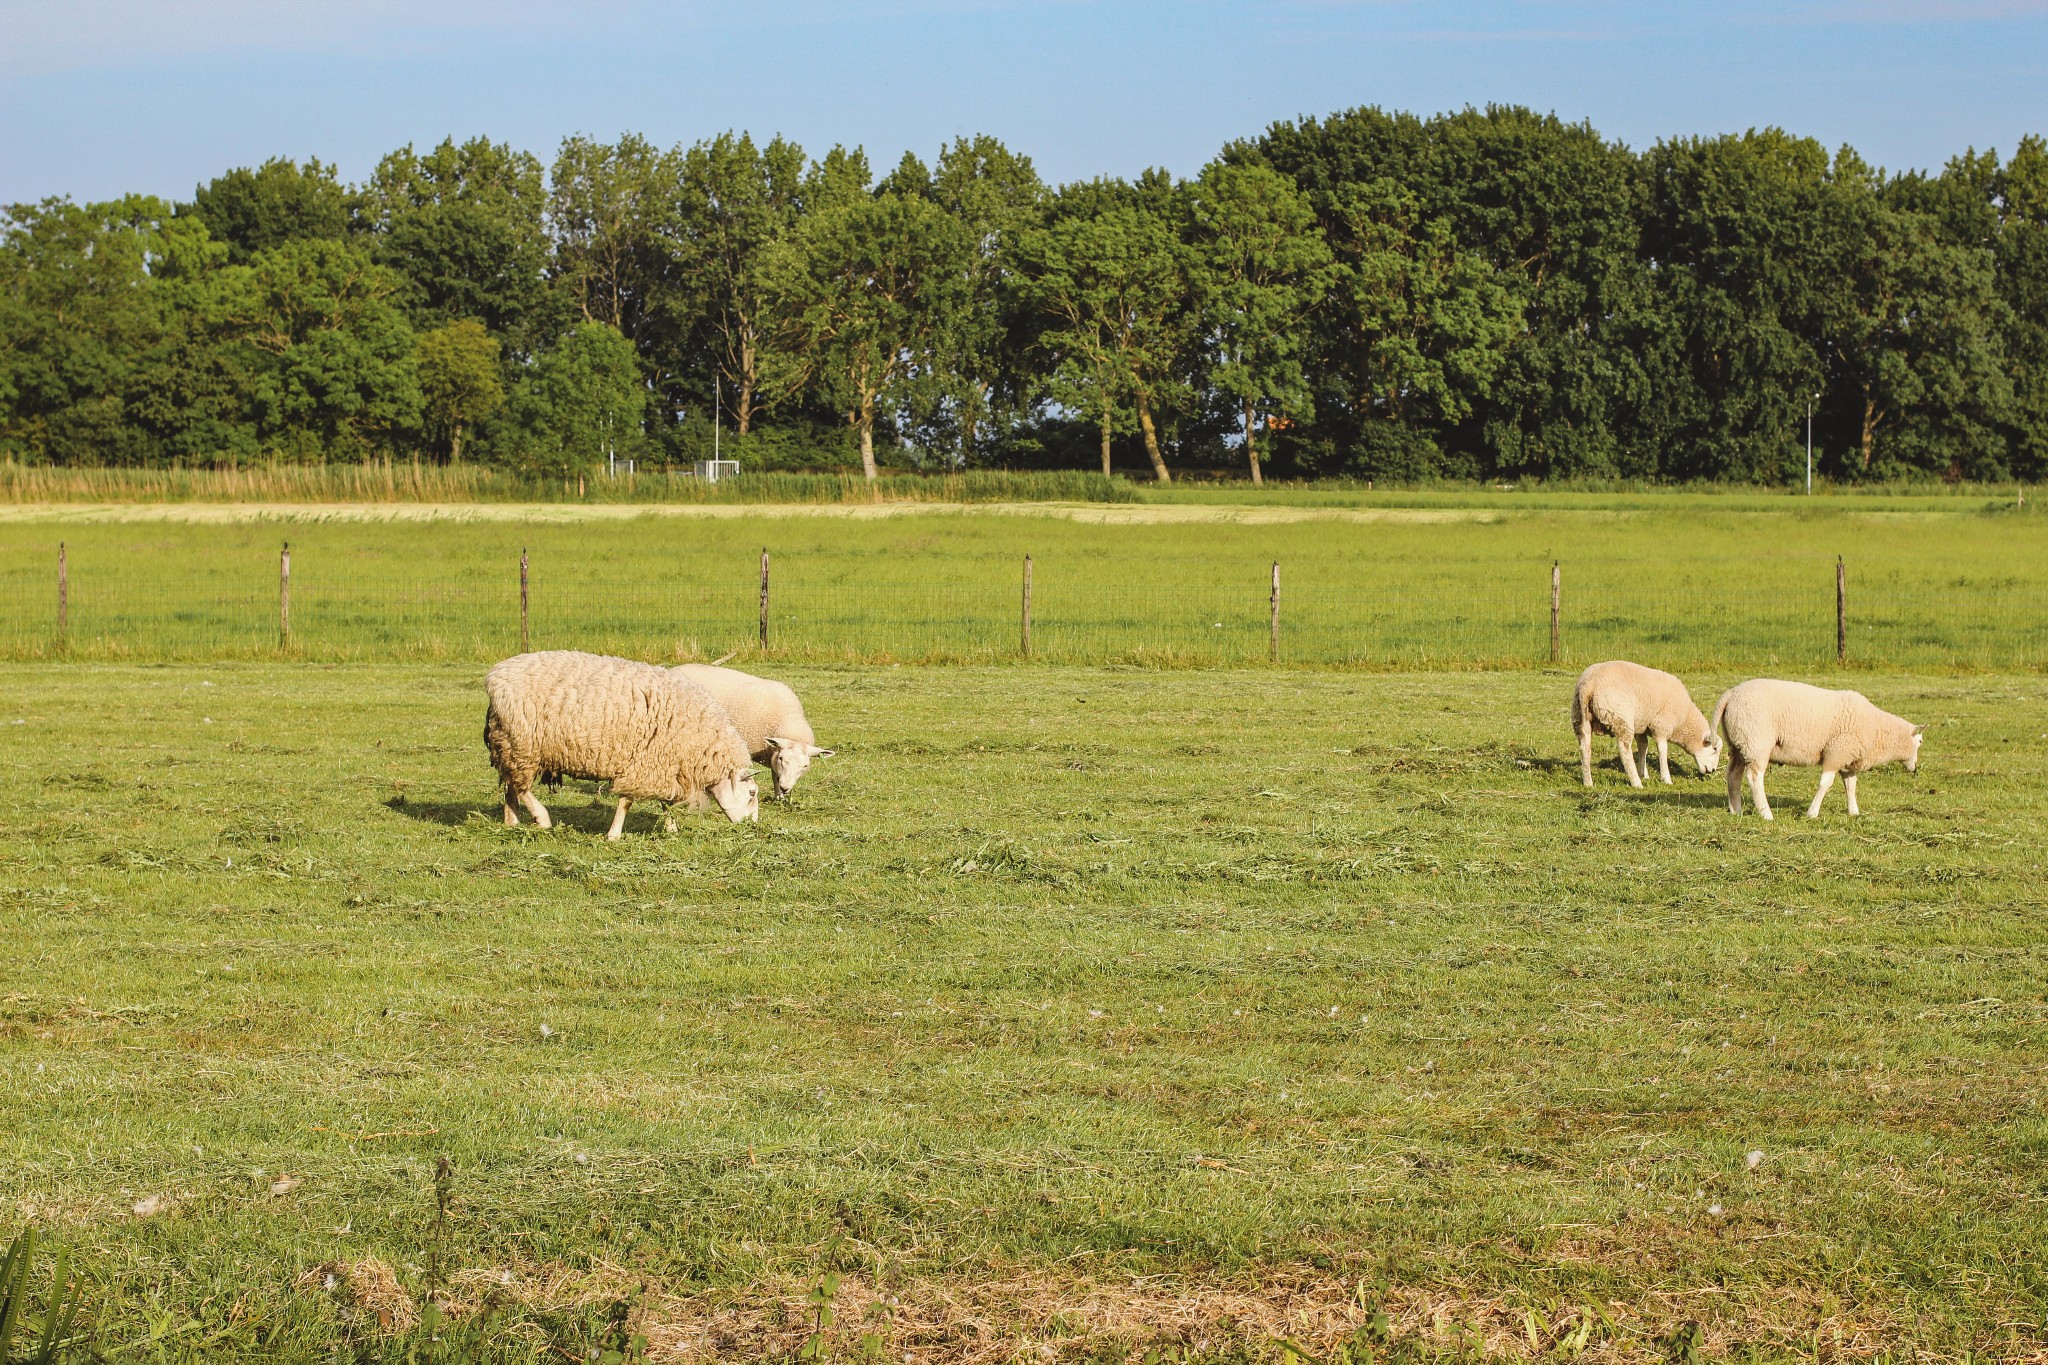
[1571,660,1721,788]
[1712,678,1924,819]
[671,663,833,799]
[484,650,759,839]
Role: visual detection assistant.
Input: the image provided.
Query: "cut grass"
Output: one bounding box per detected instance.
[2,662,2045,1361]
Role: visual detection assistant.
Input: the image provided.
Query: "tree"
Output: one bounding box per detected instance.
[1318,178,1520,475]
[416,320,504,463]
[183,158,349,264]
[1825,173,2012,475]
[1017,177,1193,482]
[764,191,969,481]
[186,237,422,458]
[666,132,811,436]
[359,138,556,354]
[548,134,681,367]
[922,135,1048,462]
[506,322,645,476]
[1188,162,1333,484]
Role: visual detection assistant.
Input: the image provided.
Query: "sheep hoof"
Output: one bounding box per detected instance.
[604,831,622,843]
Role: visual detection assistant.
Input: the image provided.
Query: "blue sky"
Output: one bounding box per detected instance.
[3,0,2046,204]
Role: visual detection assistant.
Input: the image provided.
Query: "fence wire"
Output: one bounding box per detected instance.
[1,554,2042,670]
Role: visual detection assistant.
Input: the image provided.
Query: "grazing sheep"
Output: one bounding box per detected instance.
[1571,660,1721,788]
[484,650,759,839]
[1712,678,1924,820]
[672,663,833,798]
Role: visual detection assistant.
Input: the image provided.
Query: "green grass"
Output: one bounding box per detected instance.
[3,661,2045,1361]
[1,498,2043,670]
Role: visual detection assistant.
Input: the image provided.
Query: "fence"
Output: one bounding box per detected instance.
[2,542,2044,670]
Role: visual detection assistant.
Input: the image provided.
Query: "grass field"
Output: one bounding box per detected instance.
[0,498,2043,670]
[4,660,2045,1362]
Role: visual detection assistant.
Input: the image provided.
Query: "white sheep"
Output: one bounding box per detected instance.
[671,663,833,798]
[484,650,759,839]
[1712,678,1924,819]
[1571,660,1721,787]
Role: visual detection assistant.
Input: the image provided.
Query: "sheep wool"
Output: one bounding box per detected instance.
[485,651,758,837]
[1712,678,1924,820]
[672,663,833,798]
[1571,660,1721,788]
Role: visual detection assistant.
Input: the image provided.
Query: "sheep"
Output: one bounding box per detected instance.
[484,650,759,839]
[671,663,833,799]
[1711,678,1924,820]
[1571,660,1721,788]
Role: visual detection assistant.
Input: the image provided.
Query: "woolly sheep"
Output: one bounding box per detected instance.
[671,663,833,798]
[1571,660,1721,788]
[484,650,759,839]
[1712,678,1924,820]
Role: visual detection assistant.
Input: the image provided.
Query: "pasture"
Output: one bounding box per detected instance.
[4,659,2046,1362]
[0,496,2044,670]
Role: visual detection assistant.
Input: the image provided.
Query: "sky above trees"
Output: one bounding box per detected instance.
[4,0,2046,205]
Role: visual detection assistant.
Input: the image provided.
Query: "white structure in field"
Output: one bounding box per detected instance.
[694,459,740,482]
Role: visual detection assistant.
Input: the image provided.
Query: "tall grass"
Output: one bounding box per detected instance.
[0,462,1133,506]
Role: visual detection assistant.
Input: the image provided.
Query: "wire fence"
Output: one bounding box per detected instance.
[2,545,2043,671]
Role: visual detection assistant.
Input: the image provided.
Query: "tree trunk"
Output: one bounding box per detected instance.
[858,393,878,482]
[1860,392,1885,470]
[1099,401,1114,477]
[1243,399,1261,486]
[450,420,463,467]
[1135,395,1171,483]
[737,332,756,437]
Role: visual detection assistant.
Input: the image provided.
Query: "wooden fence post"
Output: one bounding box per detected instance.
[758,549,770,650]
[279,541,291,648]
[1836,555,1846,666]
[57,541,67,644]
[1021,554,1033,658]
[1269,561,1280,663]
[1549,561,1561,665]
[519,548,529,652]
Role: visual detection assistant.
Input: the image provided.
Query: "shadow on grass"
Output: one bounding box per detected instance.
[383,793,631,835]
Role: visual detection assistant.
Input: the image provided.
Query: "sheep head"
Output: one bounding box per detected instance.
[1690,732,1722,775]
[765,736,835,798]
[709,770,760,823]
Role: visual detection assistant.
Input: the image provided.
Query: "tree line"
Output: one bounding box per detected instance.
[3,106,2044,483]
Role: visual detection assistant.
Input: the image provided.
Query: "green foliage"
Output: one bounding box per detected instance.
[499,321,645,475]
[3,111,2046,479]
[414,321,503,463]
[763,187,970,478]
[183,157,348,263]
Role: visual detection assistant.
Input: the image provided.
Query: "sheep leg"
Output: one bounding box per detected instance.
[503,788,519,827]
[1748,761,1773,821]
[606,797,632,842]
[1656,736,1673,785]
[1726,758,1746,815]
[1618,734,1644,788]
[1807,769,1837,818]
[663,806,678,833]
[1843,773,1860,816]
[1579,722,1595,788]
[517,789,552,829]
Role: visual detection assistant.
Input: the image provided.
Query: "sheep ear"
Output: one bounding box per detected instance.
[809,746,835,758]
[1912,725,1925,736]
[765,736,793,751]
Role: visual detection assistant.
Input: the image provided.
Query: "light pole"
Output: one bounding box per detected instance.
[1806,392,1818,495]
